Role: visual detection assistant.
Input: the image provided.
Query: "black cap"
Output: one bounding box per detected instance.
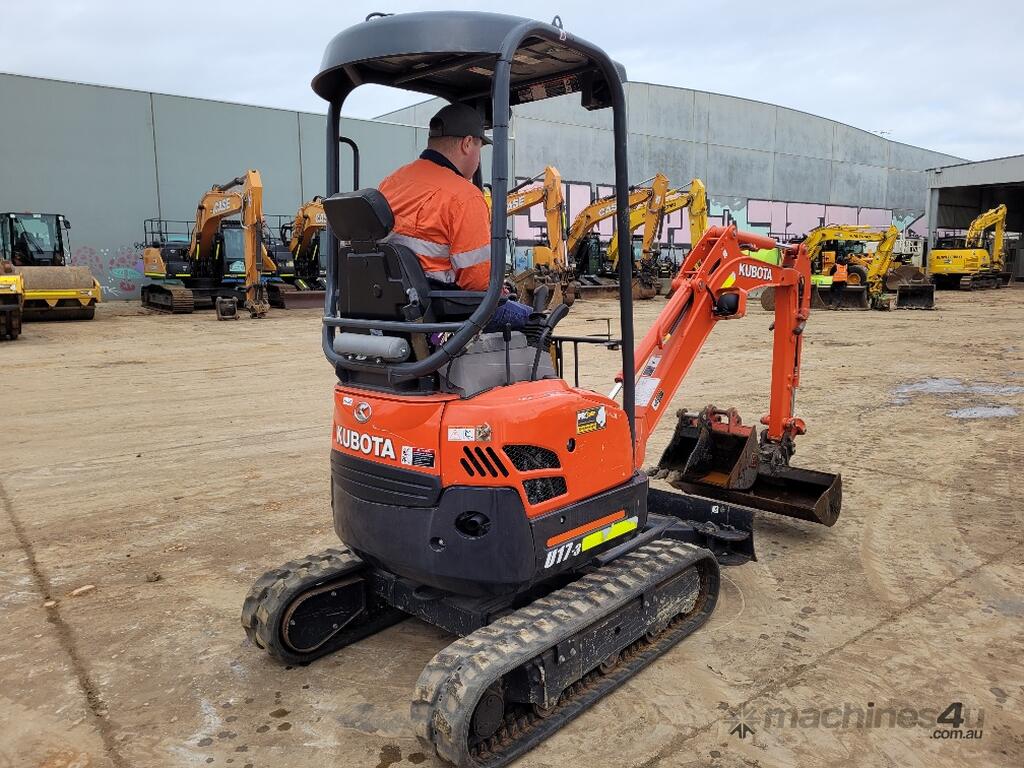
[428,103,492,145]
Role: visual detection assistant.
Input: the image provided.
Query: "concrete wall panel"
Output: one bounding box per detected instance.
[707,94,776,152]
[772,154,832,203]
[706,145,774,199]
[775,108,834,161]
[886,169,927,210]
[644,85,699,142]
[833,123,888,167]
[830,162,887,206]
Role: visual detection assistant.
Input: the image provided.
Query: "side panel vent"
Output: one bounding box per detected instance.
[523,476,568,505]
[503,445,561,471]
[460,446,509,478]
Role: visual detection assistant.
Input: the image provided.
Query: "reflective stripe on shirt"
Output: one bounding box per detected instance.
[450,243,491,270]
[382,232,451,258]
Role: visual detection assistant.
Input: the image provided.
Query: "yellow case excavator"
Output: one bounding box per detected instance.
[1,212,101,321]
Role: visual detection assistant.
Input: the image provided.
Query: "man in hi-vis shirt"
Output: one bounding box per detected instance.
[378,103,533,331]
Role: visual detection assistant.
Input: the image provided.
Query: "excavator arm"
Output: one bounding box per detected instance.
[506,166,566,269]
[625,225,810,466]
[566,186,657,260]
[965,204,1007,266]
[605,173,669,267]
[192,170,270,316]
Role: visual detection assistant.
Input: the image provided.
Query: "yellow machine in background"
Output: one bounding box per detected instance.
[503,166,572,306]
[142,170,276,316]
[266,197,328,308]
[929,204,1012,289]
[0,262,24,339]
[761,224,934,310]
[1,212,101,321]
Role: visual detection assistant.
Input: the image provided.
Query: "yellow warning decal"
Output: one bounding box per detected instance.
[722,272,737,289]
[581,515,639,552]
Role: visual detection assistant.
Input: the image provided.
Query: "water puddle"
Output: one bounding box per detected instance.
[947,405,1018,420]
[892,378,1024,405]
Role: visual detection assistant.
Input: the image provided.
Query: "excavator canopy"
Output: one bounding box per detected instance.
[312,11,626,112]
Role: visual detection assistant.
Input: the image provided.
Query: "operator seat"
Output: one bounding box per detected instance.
[323,188,487,324]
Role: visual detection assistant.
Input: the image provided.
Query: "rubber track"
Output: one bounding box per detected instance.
[142,285,193,313]
[411,539,718,767]
[241,547,406,666]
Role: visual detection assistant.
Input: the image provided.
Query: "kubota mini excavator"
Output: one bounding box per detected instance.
[243,12,842,767]
[142,170,274,316]
[1,212,102,321]
[929,204,1012,290]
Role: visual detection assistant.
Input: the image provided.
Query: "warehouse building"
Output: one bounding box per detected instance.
[0,72,960,298]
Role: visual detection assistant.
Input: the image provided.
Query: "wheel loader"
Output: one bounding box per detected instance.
[0,212,101,321]
[243,12,843,767]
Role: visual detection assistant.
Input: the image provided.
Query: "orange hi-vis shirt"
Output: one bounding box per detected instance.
[378,152,492,290]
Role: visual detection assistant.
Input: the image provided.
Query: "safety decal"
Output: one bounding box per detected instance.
[401,446,436,469]
[651,390,665,410]
[576,405,607,434]
[543,514,639,569]
[342,396,354,406]
[641,354,661,377]
[447,424,492,442]
[634,376,660,407]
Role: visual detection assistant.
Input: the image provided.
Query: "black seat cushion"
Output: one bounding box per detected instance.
[323,189,394,243]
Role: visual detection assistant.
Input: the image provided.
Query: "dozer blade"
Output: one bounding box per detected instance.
[659,406,759,490]
[654,407,842,527]
[274,287,325,309]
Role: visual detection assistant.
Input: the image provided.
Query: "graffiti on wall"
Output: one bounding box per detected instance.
[71,245,144,300]
[511,177,927,263]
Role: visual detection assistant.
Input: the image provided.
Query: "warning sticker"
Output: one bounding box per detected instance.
[576,405,607,434]
[641,355,661,377]
[634,376,660,407]
[401,446,436,468]
[651,390,665,410]
[447,424,492,442]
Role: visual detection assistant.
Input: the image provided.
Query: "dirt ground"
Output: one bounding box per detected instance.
[2,289,1022,768]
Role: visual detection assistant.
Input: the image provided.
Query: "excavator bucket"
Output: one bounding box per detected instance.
[887,266,935,309]
[267,282,326,309]
[659,407,760,490]
[653,406,842,527]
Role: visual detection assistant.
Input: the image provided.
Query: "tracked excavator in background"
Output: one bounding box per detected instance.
[141,170,274,317]
[243,12,842,767]
[929,204,1013,290]
[1,212,102,321]
[265,197,330,308]
[605,177,710,297]
[569,176,667,299]
[761,224,934,310]
[503,166,573,308]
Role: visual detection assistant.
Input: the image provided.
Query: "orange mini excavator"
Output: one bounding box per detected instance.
[244,12,841,768]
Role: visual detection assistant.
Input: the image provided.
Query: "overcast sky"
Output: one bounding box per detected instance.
[3,1,1020,161]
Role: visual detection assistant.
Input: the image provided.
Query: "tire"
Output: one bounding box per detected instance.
[847,265,868,286]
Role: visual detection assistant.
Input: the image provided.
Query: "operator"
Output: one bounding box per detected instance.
[829,252,849,309]
[378,103,534,332]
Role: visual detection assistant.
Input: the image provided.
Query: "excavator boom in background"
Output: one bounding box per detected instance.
[266,197,329,308]
[929,204,1012,290]
[504,166,572,307]
[141,170,274,316]
[1,212,101,321]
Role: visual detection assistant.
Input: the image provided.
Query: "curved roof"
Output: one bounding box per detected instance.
[312,11,626,110]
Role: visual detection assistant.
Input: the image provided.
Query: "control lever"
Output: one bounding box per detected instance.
[530,303,571,380]
[503,323,513,385]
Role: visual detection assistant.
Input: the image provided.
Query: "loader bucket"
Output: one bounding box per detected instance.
[894,283,935,309]
[836,286,869,310]
[266,282,326,309]
[659,407,760,490]
[886,266,936,309]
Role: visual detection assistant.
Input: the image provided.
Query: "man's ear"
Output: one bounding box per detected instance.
[461,135,475,154]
